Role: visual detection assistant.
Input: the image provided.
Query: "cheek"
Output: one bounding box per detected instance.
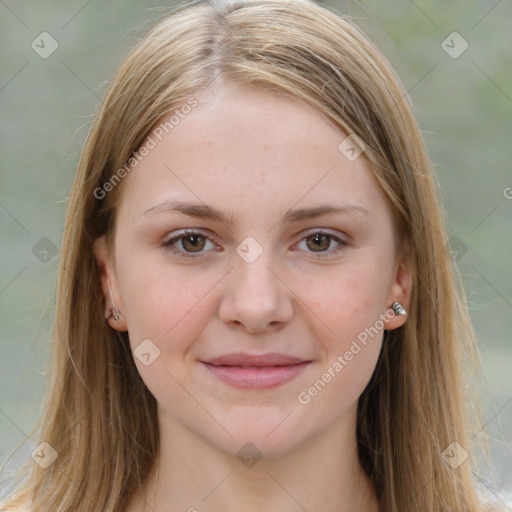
[295,301,384,422]
[291,256,389,405]
[296,338,381,429]
[295,255,390,342]
[117,252,217,355]
[118,260,219,403]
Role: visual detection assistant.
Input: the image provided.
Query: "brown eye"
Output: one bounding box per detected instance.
[296,231,347,259]
[163,230,215,258]
[180,234,206,252]
[305,233,332,252]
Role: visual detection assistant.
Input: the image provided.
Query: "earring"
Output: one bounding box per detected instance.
[391,301,406,316]
[108,285,122,321]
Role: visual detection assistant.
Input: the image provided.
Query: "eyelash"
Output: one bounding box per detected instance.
[162,229,348,259]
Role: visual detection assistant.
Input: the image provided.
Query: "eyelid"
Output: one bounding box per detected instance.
[163,228,218,248]
[293,229,348,259]
[164,228,214,242]
[164,227,348,243]
[163,227,349,259]
[162,228,222,260]
[298,227,348,241]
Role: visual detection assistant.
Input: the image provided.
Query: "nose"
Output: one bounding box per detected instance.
[218,248,294,334]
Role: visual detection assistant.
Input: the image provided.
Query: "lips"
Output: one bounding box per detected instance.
[203,352,309,367]
[201,352,312,389]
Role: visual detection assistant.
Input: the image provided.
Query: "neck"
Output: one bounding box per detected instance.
[126,404,380,512]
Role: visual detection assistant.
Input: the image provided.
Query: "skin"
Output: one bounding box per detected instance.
[94,83,411,512]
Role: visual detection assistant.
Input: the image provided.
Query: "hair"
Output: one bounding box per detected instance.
[0,0,500,510]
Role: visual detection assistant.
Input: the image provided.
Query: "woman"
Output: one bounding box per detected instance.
[1,0,506,510]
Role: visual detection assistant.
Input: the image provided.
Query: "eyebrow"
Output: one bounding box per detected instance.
[142,200,370,224]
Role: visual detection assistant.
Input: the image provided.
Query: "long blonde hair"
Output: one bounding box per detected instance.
[1,0,494,510]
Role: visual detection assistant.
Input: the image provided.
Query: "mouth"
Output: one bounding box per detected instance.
[200,353,312,389]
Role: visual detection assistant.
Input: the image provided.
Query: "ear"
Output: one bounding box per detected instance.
[383,245,413,331]
[93,235,128,332]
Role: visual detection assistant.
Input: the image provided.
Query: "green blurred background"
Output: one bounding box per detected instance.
[1,0,511,497]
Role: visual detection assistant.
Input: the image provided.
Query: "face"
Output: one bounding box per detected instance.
[94,84,410,458]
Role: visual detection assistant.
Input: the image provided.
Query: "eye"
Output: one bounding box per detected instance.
[162,229,348,259]
[163,230,217,258]
[295,231,347,258]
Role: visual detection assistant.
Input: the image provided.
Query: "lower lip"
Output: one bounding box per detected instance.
[201,362,311,389]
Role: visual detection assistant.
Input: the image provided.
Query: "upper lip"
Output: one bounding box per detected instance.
[202,352,310,367]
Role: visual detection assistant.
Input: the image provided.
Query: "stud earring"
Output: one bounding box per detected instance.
[108,285,122,321]
[391,301,406,316]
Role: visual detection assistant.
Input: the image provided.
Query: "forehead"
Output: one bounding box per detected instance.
[117,84,388,224]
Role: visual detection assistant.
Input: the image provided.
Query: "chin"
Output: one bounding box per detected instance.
[211,412,309,460]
